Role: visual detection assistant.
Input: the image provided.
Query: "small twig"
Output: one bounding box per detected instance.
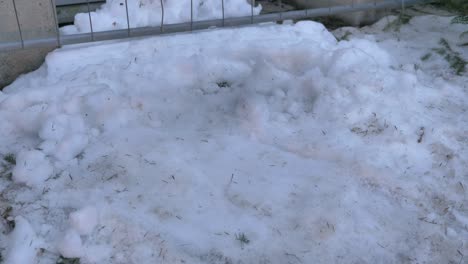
[417,127,425,143]
[123,60,132,69]
[104,174,118,181]
[115,188,128,193]
[235,233,250,249]
[285,252,302,263]
[144,159,156,165]
[418,217,437,225]
[458,249,464,264]
[377,242,386,248]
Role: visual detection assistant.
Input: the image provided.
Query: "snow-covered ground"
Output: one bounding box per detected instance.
[1,13,467,264]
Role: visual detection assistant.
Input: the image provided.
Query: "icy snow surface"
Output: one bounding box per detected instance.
[0,15,467,264]
[61,0,262,34]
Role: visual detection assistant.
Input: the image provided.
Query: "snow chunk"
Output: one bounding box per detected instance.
[58,229,83,258]
[5,217,39,264]
[38,114,89,161]
[69,206,98,235]
[82,244,113,263]
[294,21,338,46]
[327,39,393,77]
[54,134,89,161]
[12,150,53,187]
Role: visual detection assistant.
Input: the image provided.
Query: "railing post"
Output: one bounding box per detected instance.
[251,0,254,24]
[221,0,225,27]
[190,0,193,31]
[50,0,61,47]
[160,0,164,33]
[86,0,94,41]
[11,0,24,49]
[125,0,131,37]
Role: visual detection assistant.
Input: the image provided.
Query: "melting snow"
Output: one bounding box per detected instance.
[0,14,467,264]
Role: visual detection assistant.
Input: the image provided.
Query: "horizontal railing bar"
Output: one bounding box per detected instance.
[0,0,432,52]
[56,0,104,6]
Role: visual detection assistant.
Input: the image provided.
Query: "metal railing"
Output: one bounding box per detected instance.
[56,0,104,6]
[0,0,431,52]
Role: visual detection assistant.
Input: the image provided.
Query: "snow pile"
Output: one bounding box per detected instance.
[4,217,40,264]
[58,229,83,258]
[69,206,98,235]
[0,15,467,263]
[61,0,262,34]
[57,206,99,258]
[39,114,89,161]
[12,150,53,187]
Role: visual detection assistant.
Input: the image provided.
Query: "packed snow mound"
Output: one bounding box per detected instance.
[4,217,40,264]
[0,16,467,263]
[58,229,84,258]
[69,206,99,235]
[12,150,53,187]
[61,0,262,34]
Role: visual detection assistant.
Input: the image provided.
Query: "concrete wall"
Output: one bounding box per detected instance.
[57,2,102,24]
[0,0,57,89]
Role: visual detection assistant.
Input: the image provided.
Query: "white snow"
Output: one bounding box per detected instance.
[61,0,262,34]
[12,150,53,187]
[4,217,39,264]
[69,206,98,235]
[0,12,467,264]
[58,229,84,258]
[39,114,89,161]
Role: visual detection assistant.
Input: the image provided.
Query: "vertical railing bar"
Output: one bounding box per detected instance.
[328,0,332,16]
[305,0,308,16]
[11,0,24,49]
[221,0,225,27]
[190,0,193,31]
[50,0,61,47]
[400,0,406,25]
[278,0,283,22]
[86,0,94,41]
[160,0,164,33]
[251,0,254,24]
[160,0,164,32]
[125,0,130,37]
